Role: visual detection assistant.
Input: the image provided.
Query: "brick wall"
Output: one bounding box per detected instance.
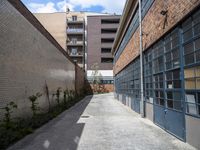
[75,65,85,95]
[0,0,76,119]
[88,84,114,93]
[114,0,200,75]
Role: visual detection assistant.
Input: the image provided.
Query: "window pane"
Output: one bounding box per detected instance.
[172,48,179,59]
[174,80,181,88]
[185,78,196,89]
[165,42,171,51]
[160,99,165,106]
[184,42,194,55]
[196,51,200,62]
[196,67,200,77]
[185,53,195,65]
[167,81,173,89]
[196,78,200,89]
[173,70,180,79]
[183,29,193,42]
[167,91,173,99]
[182,18,192,32]
[173,59,180,68]
[172,38,179,48]
[184,68,195,78]
[198,92,200,104]
[194,24,200,37]
[193,10,200,24]
[195,38,200,50]
[165,52,171,60]
[166,62,172,70]
[166,72,172,80]
[186,92,196,103]
[174,92,181,101]
[186,103,197,115]
[174,101,182,110]
[167,100,173,108]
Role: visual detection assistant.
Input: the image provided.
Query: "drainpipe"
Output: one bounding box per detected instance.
[139,0,145,118]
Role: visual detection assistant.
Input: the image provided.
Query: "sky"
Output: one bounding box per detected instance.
[22,0,126,14]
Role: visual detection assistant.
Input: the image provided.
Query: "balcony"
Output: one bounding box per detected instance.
[67,18,84,24]
[67,28,84,34]
[67,41,84,46]
[69,52,84,57]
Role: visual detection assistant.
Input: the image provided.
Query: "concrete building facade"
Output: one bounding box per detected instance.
[34,11,108,69]
[34,13,67,50]
[87,15,120,92]
[112,0,200,149]
[66,12,86,68]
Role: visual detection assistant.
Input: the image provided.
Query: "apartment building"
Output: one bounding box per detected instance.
[35,11,106,69]
[112,0,200,149]
[87,15,120,92]
[66,12,85,68]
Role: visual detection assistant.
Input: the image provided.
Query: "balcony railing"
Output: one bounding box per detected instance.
[67,41,83,45]
[70,52,83,57]
[67,29,84,33]
[67,18,84,23]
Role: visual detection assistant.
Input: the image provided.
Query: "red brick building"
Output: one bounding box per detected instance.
[112,0,200,149]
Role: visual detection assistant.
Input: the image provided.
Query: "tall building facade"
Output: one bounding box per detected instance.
[34,11,107,69]
[66,12,86,68]
[112,0,200,149]
[34,13,67,50]
[87,15,120,92]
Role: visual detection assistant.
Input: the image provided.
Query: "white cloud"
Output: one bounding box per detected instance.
[67,0,126,14]
[26,0,125,14]
[28,2,57,13]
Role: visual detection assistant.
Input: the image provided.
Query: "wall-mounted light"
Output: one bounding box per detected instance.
[160,10,168,16]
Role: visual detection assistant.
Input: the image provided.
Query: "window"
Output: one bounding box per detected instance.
[101,58,113,63]
[166,69,181,89]
[72,38,77,44]
[101,19,120,24]
[182,10,200,66]
[72,16,77,21]
[114,8,139,62]
[154,73,164,106]
[141,0,154,17]
[101,48,111,53]
[153,42,164,73]
[166,91,182,110]
[71,48,77,55]
[184,66,200,116]
[164,30,180,70]
[144,49,153,103]
[184,67,200,90]
[101,28,117,34]
[185,92,200,115]
[101,38,114,43]
[115,58,140,97]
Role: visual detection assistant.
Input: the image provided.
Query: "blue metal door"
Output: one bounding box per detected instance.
[154,104,185,140]
[133,98,140,113]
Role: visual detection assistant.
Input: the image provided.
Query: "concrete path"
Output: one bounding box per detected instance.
[8,93,196,150]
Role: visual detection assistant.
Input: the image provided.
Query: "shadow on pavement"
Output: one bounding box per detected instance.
[8,95,93,150]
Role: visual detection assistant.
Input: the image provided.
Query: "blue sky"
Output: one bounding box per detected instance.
[22,0,126,14]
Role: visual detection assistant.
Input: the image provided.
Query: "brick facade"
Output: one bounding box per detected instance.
[75,65,85,94]
[114,0,200,75]
[0,0,81,119]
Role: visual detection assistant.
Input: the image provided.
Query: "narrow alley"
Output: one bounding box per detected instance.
[8,93,196,150]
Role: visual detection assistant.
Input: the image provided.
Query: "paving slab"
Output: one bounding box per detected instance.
[8,93,196,150]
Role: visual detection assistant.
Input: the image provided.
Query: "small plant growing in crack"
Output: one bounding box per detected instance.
[0,101,17,129]
[29,92,42,117]
[56,87,62,105]
[63,89,69,106]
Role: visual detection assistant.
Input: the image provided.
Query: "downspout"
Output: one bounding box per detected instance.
[139,0,145,118]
